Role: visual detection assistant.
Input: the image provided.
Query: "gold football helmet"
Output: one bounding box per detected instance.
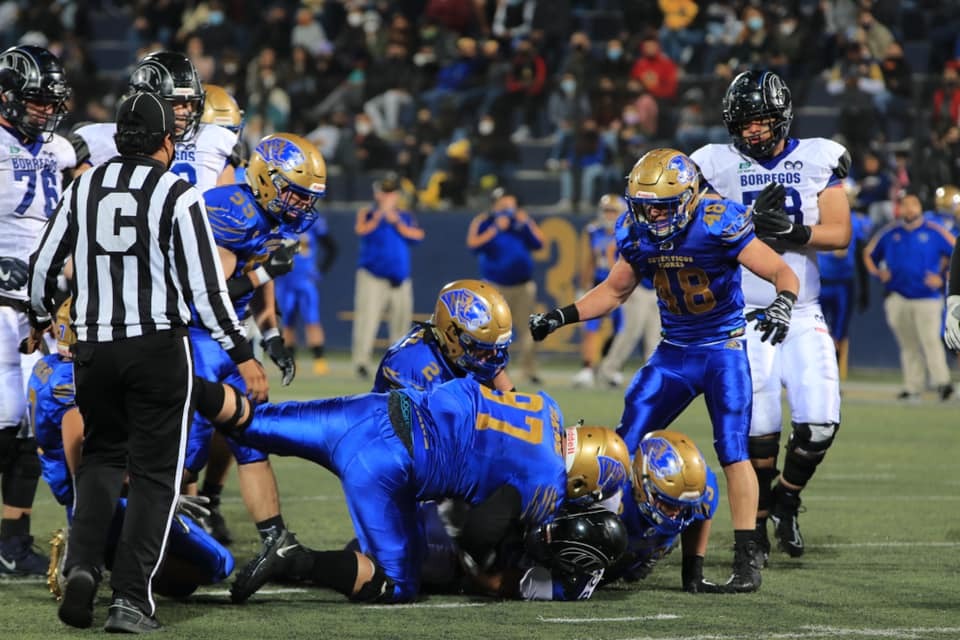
[633,430,707,535]
[246,133,327,233]
[597,193,625,230]
[935,185,960,217]
[432,279,512,381]
[624,148,703,243]
[201,84,243,133]
[565,426,631,503]
[55,297,75,359]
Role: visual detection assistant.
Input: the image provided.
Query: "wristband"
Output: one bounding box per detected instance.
[558,303,580,325]
[253,266,271,286]
[261,327,280,342]
[776,291,797,304]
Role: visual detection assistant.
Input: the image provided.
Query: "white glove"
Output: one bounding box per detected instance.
[945,295,960,351]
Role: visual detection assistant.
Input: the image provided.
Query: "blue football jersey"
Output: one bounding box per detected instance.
[611,466,719,581]
[202,184,297,320]
[373,324,462,393]
[27,354,76,507]
[403,378,567,528]
[616,197,754,345]
[585,222,618,284]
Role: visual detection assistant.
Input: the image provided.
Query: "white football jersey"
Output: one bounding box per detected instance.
[691,138,848,308]
[0,127,78,301]
[75,122,238,192]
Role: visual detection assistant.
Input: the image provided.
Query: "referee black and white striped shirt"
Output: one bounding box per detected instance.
[29,153,251,360]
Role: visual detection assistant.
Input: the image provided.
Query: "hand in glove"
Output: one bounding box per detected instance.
[263,334,296,386]
[752,183,811,246]
[529,305,578,342]
[0,256,28,291]
[176,494,211,522]
[263,240,300,280]
[745,291,796,346]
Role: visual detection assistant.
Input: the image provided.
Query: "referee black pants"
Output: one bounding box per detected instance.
[66,328,193,617]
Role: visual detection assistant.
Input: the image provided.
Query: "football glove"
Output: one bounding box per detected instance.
[752,182,811,246]
[529,305,578,342]
[263,334,296,386]
[745,291,796,346]
[0,256,28,291]
[945,295,960,351]
[263,240,300,280]
[176,494,211,522]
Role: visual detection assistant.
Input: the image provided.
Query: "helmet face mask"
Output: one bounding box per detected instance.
[432,280,512,381]
[525,504,628,575]
[129,51,205,142]
[632,430,706,536]
[625,149,702,244]
[722,70,793,160]
[246,133,327,233]
[0,45,70,142]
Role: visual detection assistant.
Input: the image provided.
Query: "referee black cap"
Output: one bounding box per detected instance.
[117,91,175,139]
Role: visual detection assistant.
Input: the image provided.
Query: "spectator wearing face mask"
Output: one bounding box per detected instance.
[546,72,591,139]
[470,114,518,191]
[728,6,769,70]
[596,39,633,91]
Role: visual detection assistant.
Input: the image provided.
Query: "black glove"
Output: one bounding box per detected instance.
[752,183,811,247]
[0,256,28,291]
[745,291,796,345]
[262,334,296,385]
[529,305,578,342]
[262,240,300,280]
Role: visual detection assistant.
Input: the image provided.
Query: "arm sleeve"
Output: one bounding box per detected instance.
[950,246,960,297]
[29,182,76,319]
[317,232,339,273]
[171,186,252,362]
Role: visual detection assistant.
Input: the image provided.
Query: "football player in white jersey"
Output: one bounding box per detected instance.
[74,52,239,191]
[690,70,852,562]
[0,45,86,576]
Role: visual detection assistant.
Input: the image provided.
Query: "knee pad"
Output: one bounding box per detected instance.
[783,422,839,487]
[350,562,397,604]
[748,435,780,462]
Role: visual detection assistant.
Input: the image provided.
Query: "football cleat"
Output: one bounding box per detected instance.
[770,488,804,557]
[722,539,762,593]
[47,528,68,599]
[571,367,595,388]
[0,533,49,577]
[230,529,309,604]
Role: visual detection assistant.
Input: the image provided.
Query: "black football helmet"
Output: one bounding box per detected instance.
[525,505,628,575]
[721,69,793,160]
[128,51,204,142]
[0,45,70,142]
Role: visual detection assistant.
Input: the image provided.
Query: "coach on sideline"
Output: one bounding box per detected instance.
[28,91,268,633]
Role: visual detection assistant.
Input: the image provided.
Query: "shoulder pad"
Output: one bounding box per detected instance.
[65,131,90,167]
[701,197,752,242]
[204,186,258,246]
[833,149,851,179]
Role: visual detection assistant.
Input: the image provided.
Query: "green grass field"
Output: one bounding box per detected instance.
[4,355,960,640]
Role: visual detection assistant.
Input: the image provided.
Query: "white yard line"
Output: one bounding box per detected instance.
[363,602,488,610]
[612,626,960,640]
[203,587,308,596]
[539,614,680,623]
[807,541,960,549]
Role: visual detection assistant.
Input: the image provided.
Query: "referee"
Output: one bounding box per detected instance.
[28,91,268,632]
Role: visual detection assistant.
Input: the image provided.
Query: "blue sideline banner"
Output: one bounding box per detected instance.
[310,209,901,369]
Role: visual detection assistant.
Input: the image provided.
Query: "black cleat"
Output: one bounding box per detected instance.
[0,534,50,577]
[770,487,805,557]
[230,529,309,604]
[723,540,762,593]
[104,597,161,633]
[754,520,770,568]
[58,567,99,629]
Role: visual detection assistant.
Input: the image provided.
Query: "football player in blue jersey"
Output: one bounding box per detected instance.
[276,218,338,375]
[28,300,240,600]
[185,132,327,574]
[209,378,631,604]
[530,148,801,592]
[373,278,515,393]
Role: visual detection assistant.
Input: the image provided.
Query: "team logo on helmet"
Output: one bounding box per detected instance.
[596,454,629,495]
[440,288,495,335]
[666,155,696,185]
[259,137,307,173]
[646,437,682,479]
